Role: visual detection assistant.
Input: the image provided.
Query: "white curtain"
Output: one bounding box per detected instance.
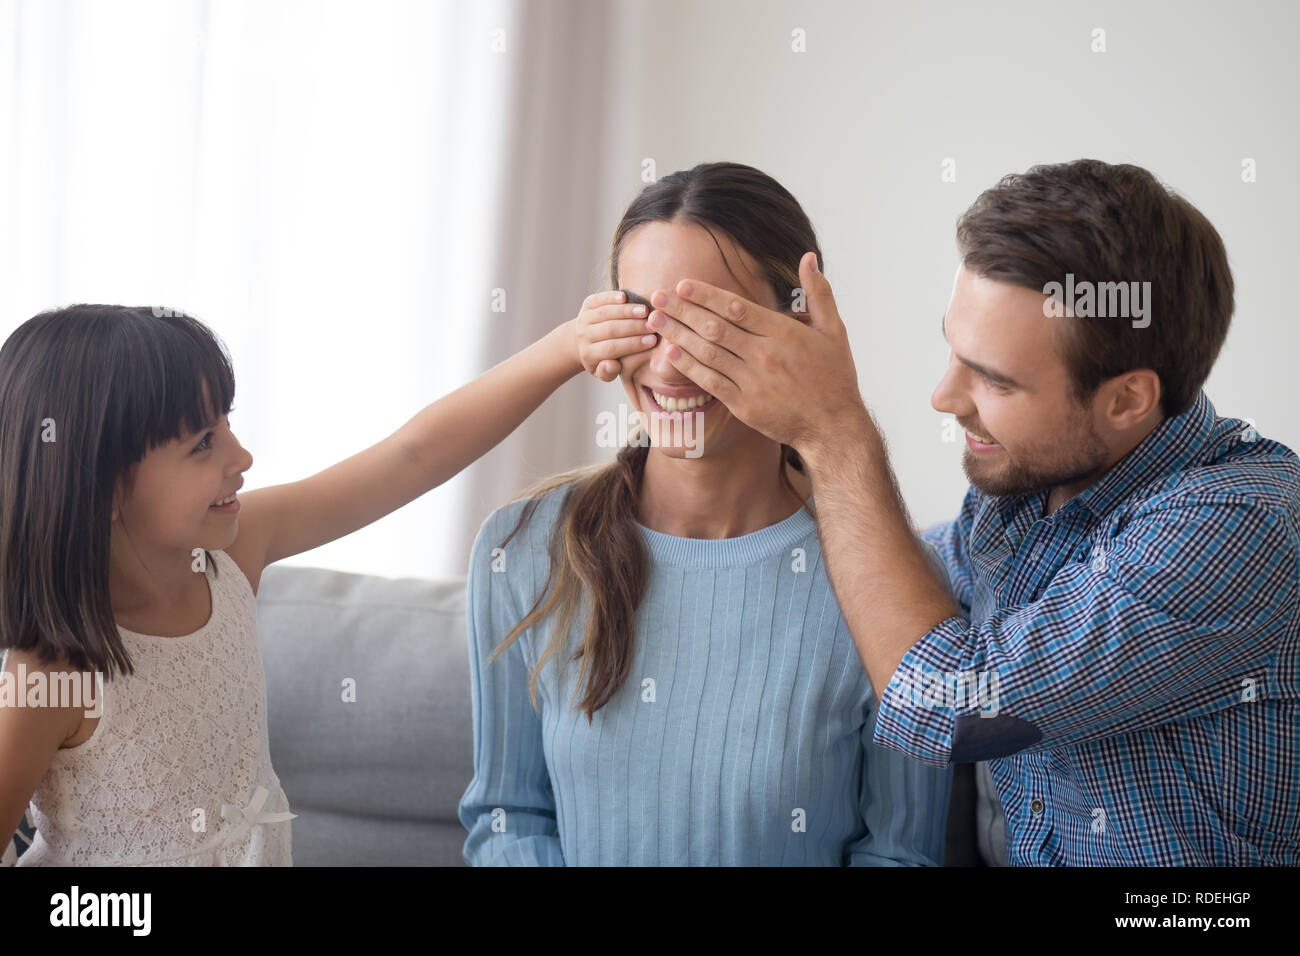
[0,0,615,580]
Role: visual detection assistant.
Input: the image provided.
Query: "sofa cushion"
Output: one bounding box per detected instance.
[255,564,472,866]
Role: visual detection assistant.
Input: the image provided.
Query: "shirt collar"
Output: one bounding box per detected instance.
[995,389,1217,523]
[1072,389,1215,518]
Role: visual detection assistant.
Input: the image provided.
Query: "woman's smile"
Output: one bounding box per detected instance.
[641,385,719,415]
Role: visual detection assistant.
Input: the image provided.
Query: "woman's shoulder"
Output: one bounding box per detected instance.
[473,483,573,560]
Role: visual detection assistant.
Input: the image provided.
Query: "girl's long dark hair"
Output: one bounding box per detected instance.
[0,305,234,678]
[490,162,823,722]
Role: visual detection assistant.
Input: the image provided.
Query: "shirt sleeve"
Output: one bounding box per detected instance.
[847,540,955,866]
[458,508,566,866]
[874,494,1299,767]
[919,486,980,618]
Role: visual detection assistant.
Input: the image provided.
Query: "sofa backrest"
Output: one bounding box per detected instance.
[256,563,471,866]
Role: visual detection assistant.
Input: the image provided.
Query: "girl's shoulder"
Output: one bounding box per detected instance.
[0,647,87,744]
[220,537,265,598]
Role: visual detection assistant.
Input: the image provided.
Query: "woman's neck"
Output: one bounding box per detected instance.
[637,441,812,539]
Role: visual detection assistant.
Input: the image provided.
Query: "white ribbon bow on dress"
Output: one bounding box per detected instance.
[220,785,297,834]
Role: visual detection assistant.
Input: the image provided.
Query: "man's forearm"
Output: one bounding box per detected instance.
[801,405,961,700]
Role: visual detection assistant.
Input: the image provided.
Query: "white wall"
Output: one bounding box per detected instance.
[587,0,1299,531]
[5,0,1293,579]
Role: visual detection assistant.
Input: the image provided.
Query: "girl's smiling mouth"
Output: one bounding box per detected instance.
[209,486,242,513]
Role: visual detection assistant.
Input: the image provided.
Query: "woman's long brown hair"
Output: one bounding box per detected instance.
[489,162,824,722]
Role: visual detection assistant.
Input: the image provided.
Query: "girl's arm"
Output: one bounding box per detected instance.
[238,294,652,577]
[0,650,84,853]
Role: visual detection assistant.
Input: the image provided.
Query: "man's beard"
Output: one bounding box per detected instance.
[962,412,1110,500]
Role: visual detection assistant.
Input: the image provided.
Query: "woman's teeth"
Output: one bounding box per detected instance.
[211,493,237,507]
[651,390,712,411]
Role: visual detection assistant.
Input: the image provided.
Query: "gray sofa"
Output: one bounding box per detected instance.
[256,563,473,866]
[255,563,999,867]
[8,563,996,866]
[7,561,993,868]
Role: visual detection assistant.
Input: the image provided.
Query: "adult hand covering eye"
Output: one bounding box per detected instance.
[646,250,957,704]
[644,251,867,464]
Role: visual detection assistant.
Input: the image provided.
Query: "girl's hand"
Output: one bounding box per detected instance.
[576,291,659,382]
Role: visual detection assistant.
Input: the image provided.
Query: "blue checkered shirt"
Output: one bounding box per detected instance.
[873,390,1300,865]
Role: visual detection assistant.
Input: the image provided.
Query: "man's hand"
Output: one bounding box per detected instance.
[645,251,866,460]
[648,251,958,702]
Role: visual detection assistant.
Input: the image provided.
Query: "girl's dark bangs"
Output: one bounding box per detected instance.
[122,309,236,455]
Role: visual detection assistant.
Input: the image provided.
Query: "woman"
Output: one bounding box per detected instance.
[459,162,954,865]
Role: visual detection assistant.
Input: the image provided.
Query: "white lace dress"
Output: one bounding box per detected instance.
[15,549,293,866]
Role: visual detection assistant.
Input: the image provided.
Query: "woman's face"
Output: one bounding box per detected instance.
[615,219,788,461]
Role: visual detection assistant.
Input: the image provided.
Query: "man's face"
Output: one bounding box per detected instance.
[931,264,1110,499]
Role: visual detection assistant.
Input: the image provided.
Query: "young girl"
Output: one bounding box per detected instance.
[0,298,653,865]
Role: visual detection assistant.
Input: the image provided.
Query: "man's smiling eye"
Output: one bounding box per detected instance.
[983,376,1012,393]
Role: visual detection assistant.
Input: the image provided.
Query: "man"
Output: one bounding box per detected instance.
[639,159,1299,865]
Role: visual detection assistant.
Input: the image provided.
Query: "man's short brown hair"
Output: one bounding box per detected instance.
[956,159,1234,418]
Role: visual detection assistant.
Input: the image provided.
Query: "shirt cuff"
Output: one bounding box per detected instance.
[871,614,971,767]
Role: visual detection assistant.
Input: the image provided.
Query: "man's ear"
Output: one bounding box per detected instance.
[1100,369,1162,429]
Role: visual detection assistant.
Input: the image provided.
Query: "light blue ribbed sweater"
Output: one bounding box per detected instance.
[458,485,954,866]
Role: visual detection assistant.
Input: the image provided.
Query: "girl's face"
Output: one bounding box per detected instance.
[616,220,790,460]
[114,410,254,556]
